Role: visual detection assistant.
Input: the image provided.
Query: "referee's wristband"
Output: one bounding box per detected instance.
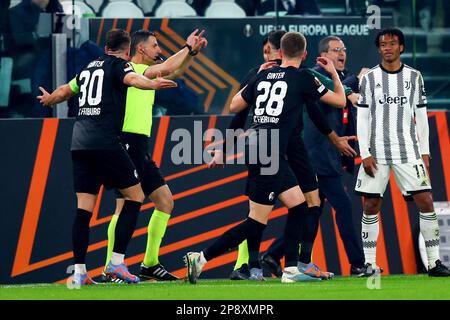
[183,43,198,56]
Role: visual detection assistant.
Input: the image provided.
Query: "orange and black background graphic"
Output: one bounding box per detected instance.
[1,113,449,284]
[87,17,386,114]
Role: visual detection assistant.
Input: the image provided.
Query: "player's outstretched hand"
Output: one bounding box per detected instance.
[154,73,178,90]
[334,135,357,157]
[362,156,378,178]
[207,149,225,169]
[207,149,225,168]
[37,86,51,107]
[347,93,360,107]
[258,61,278,73]
[316,57,337,75]
[186,29,200,48]
[193,29,208,51]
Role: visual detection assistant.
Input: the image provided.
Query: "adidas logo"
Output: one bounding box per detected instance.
[376,83,381,88]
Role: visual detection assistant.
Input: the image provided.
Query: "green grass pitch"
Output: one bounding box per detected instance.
[1,275,450,300]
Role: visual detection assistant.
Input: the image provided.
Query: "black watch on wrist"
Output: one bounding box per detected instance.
[183,43,198,56]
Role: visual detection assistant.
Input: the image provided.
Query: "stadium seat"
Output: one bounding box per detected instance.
[154,0,197,18]
[85,0,105,14]
[102,1,144,18]
[61,1,96,17]
[205,0,246,18]
[136,0,158,15]
[9,0,20,8]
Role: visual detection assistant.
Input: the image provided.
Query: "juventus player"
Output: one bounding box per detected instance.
[355,28,450,276]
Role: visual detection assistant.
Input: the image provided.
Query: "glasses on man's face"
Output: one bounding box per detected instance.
[328,47,347,53]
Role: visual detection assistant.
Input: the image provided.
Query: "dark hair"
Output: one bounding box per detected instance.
[318,36,342,53]
[281,32,307,59]
[105,29,131,52]
[375,28,405,53]
[268,30,287,50]
[130,29,156,57]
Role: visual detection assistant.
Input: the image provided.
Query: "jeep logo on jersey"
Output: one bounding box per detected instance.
[379,94,408,106]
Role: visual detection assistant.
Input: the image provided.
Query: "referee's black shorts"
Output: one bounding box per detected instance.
[245,156,298,206]
[71,146,140,194]
[117,132,166,198]
[285,135,318,194]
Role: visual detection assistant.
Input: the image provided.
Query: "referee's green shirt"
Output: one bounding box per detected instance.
[122,62,156,137]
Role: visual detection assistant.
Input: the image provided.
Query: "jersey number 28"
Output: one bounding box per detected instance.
[255,81,288,116]
[78,69,104,107]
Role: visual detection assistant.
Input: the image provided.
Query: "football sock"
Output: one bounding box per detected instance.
[74,264,87,275]
[143,209,171,267]
[110,252,125,265]
[233,240,249,270]
[419,211,440,269]
[247,227,264,269]
[105,214,119,268]
[284,202,308,267]
[204,217,266,261]
[299,206,321,264]
[361,213,379,265]
[267,236,285,261]
[72,209,93,264]
[113,200,141,254]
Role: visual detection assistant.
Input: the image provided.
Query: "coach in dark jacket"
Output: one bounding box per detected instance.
[304,36,369,274]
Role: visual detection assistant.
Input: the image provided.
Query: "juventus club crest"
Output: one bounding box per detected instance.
[405,81,411,90]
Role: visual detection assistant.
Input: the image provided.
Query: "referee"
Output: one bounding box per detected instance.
[103,29,208,282]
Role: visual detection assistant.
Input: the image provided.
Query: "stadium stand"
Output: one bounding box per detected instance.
[154,0,197,18]
[85,0,105,14]
[136,0,158,15]
[205,0,246,17]
[61,0,96,16]
[102,1,144,17]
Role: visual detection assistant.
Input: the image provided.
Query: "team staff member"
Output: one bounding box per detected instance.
[37,29,177,285]
[303,36,369,276]
[103,29,208,282]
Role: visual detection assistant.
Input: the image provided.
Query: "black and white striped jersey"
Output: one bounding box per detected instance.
[357,63,427,164]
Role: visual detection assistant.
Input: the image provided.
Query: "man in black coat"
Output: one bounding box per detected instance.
[303,36,370,275]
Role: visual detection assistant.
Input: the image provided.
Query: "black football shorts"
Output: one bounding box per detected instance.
[116,132,166,198]
[245,156,298,206]
[285,135,318,194]
[71,147,140,194]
